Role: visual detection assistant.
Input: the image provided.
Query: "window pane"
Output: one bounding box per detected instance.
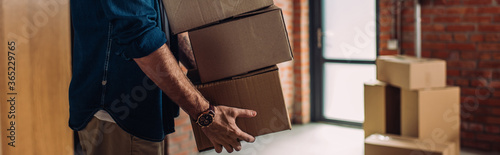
[323,63,376,123]
[322,0,377,61]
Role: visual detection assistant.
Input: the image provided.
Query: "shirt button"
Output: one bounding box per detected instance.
[102,80,107,85]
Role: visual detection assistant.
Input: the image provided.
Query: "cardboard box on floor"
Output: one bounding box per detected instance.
[188,6,293,83]
[190,66,292,151]
[401,87,460,155]
[376,55,446,90]
[162,0,274,34]
[364,80,401,138]
[365,134,456,155]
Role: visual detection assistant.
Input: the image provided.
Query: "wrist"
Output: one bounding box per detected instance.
[194,104,216,128]
[188,98,210,119]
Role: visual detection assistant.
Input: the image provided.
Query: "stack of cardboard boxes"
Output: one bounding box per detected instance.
[162,0,293,151]
[364,55,460,155]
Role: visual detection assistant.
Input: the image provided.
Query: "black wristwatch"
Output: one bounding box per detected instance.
[195,104,215,128]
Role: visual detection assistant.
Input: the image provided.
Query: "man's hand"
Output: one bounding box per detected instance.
[202,106,257,153]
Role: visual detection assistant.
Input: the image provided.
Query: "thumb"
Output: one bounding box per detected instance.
[234,108,257,118]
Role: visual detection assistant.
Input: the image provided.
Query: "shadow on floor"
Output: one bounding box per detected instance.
[199,123,498,155]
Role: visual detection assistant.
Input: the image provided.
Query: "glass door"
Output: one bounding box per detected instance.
[311,0,379,127]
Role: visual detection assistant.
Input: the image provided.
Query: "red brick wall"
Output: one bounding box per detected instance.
[275,0,295,120]
[290,0,310,124]
[168,0,310,154]
[379,0,500,152]
[276,0,311,124]
[167,111,197,155]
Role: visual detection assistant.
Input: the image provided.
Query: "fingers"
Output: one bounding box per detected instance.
[211,138,240,153]
[223,144,233,153]
[232,140,242,151]
[225,134,242,152]
[210,140,223,153]
[214,144,223,153]
[233,108,257,118]
[233,127,255,143]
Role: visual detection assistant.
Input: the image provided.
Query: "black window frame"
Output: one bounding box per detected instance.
[310,0,380,128]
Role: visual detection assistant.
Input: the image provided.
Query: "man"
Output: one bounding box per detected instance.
[69,0,256,154]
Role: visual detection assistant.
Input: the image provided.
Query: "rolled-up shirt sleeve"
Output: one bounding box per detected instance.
[100,0,167,59]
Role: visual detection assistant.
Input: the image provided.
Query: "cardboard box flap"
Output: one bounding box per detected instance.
[236,5,281,19]
[365,134,454,153]
[195,65,279,91]
[231,65,278,80]
[187,66,279,85]
[181,5,281,32]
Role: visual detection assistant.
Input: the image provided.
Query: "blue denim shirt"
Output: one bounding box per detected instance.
[69,0,179,141]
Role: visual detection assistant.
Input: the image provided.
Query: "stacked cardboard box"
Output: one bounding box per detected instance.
[162,0,293,151]
[364,55,460,155]
[189,66,291,151]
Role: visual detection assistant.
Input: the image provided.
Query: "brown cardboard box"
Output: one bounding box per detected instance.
[364,81,401,138]
[162,0,273,34]
[401,87,460,155]
[376,55,446,90]
[365,134,456,155]
[189,6,293,83]
[191,66,292,151]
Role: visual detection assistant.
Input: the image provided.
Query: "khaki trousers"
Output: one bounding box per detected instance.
[78,117,168,155]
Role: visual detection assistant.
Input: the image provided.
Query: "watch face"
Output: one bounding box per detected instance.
[198,113,214,126]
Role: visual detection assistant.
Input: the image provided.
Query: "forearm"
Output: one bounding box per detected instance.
[134,43,208,118]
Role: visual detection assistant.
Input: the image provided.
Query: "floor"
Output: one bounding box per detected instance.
[200,123,499,155]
